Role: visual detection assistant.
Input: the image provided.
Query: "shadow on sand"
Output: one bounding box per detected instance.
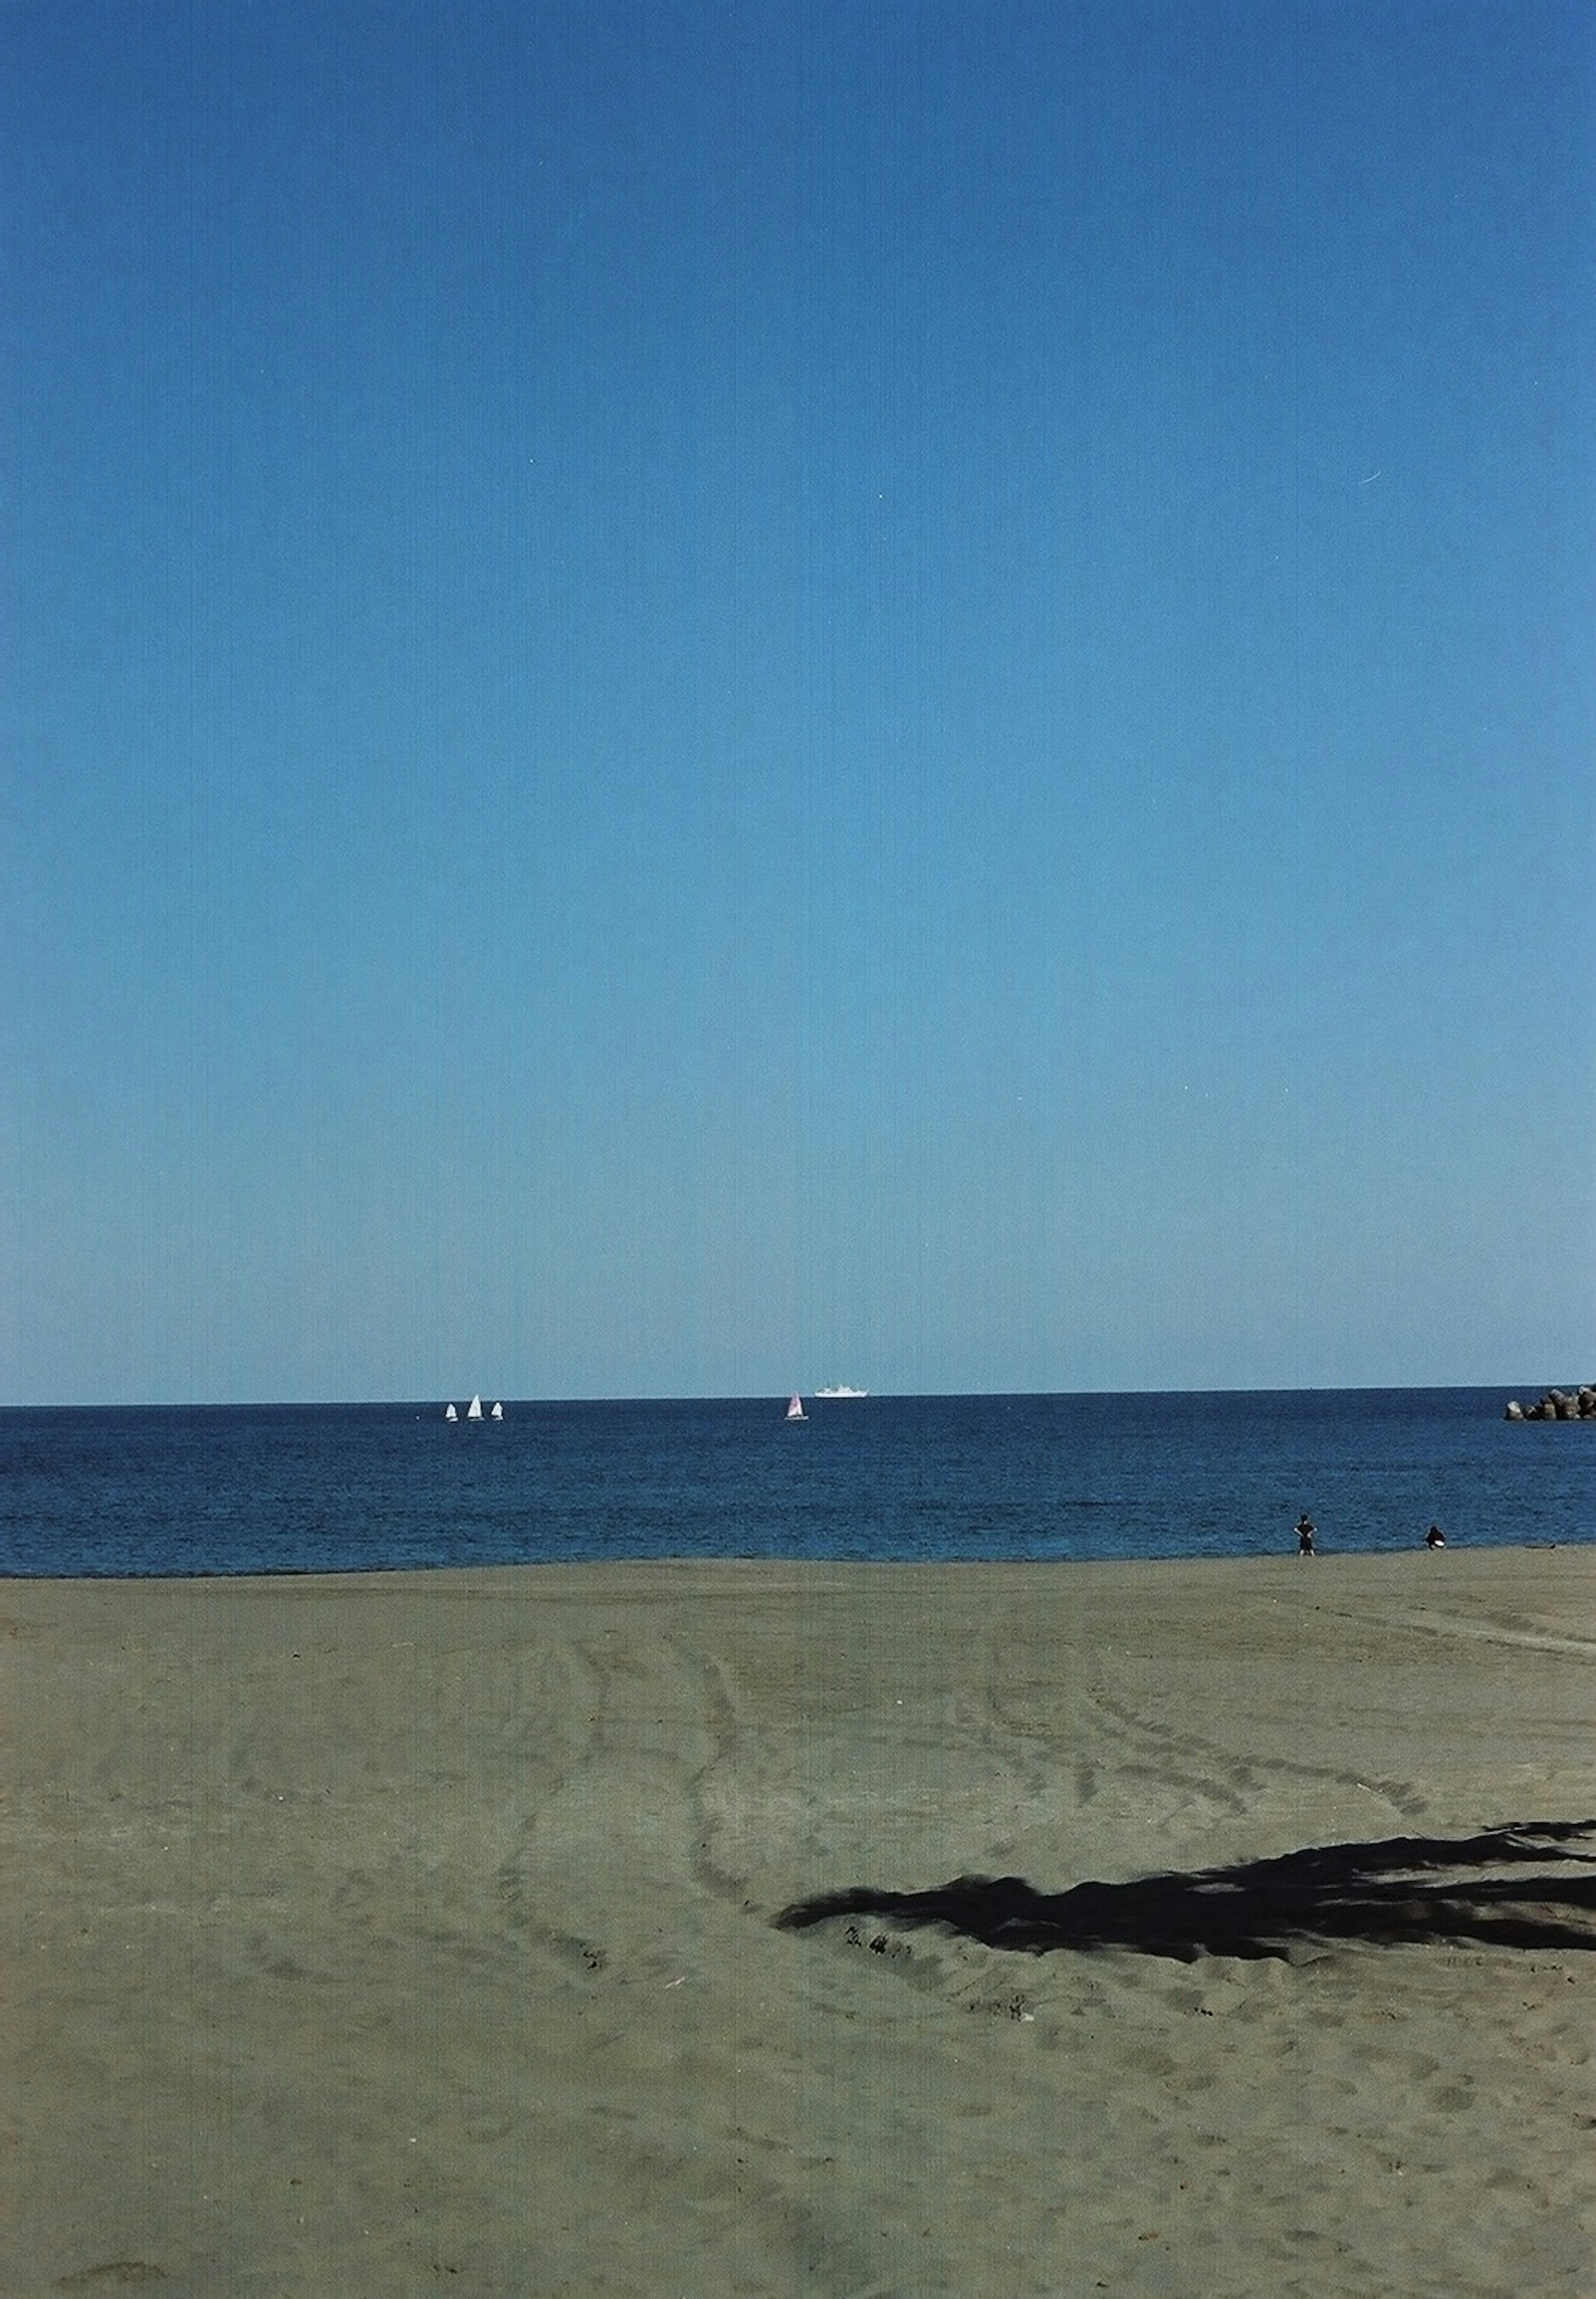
[775,1821,1596,1962]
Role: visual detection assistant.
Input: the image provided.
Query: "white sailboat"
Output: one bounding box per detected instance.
[466,1395,484,1421]
[490,1401,504,1420]
[444,1402,458,1421]
[786,1393,807,1421]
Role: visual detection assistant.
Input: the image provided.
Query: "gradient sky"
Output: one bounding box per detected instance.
[4,1,1593,1404]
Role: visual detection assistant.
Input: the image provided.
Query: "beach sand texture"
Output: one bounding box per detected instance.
[3,1551,1594,2297]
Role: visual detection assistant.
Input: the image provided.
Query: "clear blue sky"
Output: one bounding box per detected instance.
[3,1,1592,1404]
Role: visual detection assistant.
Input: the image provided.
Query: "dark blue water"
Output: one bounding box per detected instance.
[1,1390,1591,1577]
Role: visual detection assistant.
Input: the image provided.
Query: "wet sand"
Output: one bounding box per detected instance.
[3,1550,1594,2296]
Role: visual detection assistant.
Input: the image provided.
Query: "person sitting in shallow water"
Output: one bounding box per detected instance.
[1295,1514,1317,1556]
[1426,1523,1446,1549]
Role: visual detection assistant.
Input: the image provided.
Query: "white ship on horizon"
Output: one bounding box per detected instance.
[814,1385,868,1400]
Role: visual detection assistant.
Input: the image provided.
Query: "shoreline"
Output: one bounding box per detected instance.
[3,1530,1590,1588]
[5,1548,1594,2294]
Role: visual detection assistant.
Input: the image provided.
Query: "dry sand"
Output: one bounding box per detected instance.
[3,1550,1594,2297]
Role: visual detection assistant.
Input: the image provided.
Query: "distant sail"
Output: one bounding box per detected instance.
[444,1403,458,1421]
[786,1394,807,1421]
[466,1395,484,1421]
[490,1401,504,1420]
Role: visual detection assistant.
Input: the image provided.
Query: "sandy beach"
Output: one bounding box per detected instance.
[3,1550,1593,2297]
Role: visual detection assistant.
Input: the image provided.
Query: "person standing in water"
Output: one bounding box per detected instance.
[1295,1513,1317,1556]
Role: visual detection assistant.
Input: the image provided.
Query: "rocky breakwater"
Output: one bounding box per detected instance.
[1504,1385,1596,1420]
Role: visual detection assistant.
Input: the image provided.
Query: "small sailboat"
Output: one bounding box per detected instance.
[444,1402,458,1422]
[490,1401,504,1420]
[786,1393,807,1421]
[466,1395,484,1421]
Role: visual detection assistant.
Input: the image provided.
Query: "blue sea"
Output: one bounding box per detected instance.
[1,1389,1591,1578]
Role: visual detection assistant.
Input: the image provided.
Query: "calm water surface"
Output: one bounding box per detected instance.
[2,1390,1591,1578]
